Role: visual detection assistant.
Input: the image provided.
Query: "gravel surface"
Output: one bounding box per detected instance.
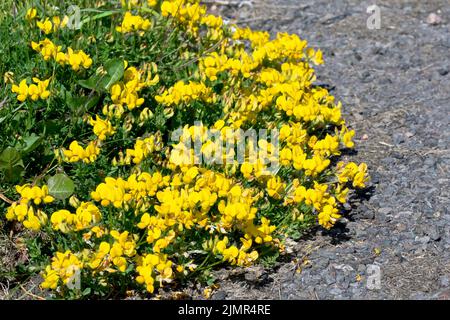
[208,0,450,300]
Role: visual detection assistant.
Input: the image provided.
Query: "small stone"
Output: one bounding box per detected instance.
[325,273,336,285]
[393,133,405,145]
[244,266,267,283]
[329,287,343,296]
[361,71,372,82]
[360,210,375,220]
[371,46,387,56]
[415,236,431,244]
[353,50,362,61]
[438,68,449,76]
[425,226,441,241]
[361,134,369,141]
[440,276,450,288]
[378,207,392,215]
[426,13,442,25]
[212,290,227,300]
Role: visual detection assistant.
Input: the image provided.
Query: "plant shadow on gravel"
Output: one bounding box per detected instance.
[323,185,376,245]
[297,183,376,246]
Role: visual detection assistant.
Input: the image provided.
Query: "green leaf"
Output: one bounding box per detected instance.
[48,173,75,200]
[0,147,24,182]
[78,76,100,90]
[0,147,22,169]
[82,288,92,296]
[66,94,100,114]
[101,59,124,90]
[83,95,101,111]
[77,59,123,92]
[41,120,62,135]
[3,165,24,183]
[20,134,43,155]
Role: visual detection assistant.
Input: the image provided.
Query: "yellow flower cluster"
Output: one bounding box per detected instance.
[288,181,342,228]
[11,78,50,102]
[31,38,62,61]
[114,134,162,165]
[214,236,259,266]
[109,230,137,272]
[89,116,116,141]
[51,202,102,233]
[82,231,139,273]
[5,184,54,231]
[90,172,169,208]
[161,0,206,33]
[266,176,286,199]
[136,253,173,293]
[37,16,69,34]
[337,162,369,188]
[109,63,159,111]
[63,48,93,71]
[15,184,55,205]
[116,12,151,34]
[32,39,93,71]
[41,251,83,290]
[62,141,101,163]
[155,80,215,106]
[6,202,48,231]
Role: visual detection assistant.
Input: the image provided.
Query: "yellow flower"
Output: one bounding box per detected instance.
[183,166,199,184]
[302,154,330,177]
[266,176,285,199]
[5,202,29,222]
[11,79,29,102]
[41,266,59,289]
[41,250,83,290]
[66,48,93,71]
[307,48,324,65]
[25,8,37,21]
[89,242,111,269]
[155,80,215,106]
[341,126,355,148]
[32,38,63,61]
[89,115,116,141]
[318,204,341,229]
[23,207,47,231]
[353,163,369,188]
[214,236,229,254]
[222,246,239,263]
[52,16,69,31]
[335,184,350,204]
[116,12,151,34]
[240,162,253,179]
[73,202,102,230]
[292,146,306,170]
[254,217,276,244]
[62,141,100,163]
[37,18,53,34]
[51,210,75,233]
[15,184,54,205]
[280,147,292,166]
[11,78,50,102]
[313,134,340,157]
[33,77,51,100]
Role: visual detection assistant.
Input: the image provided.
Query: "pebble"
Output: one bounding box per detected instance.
[426,13,442,25]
